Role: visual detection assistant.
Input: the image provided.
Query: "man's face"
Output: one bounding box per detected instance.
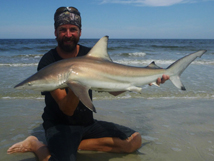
[55,24,81,52]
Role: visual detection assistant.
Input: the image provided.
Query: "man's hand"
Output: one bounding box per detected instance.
[149,74,170,86]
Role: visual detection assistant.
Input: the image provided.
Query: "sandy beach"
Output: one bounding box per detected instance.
[1,98,214,161]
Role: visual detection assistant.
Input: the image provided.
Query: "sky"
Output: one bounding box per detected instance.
[0,0,213,39]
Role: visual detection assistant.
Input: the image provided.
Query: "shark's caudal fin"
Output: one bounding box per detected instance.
[166,50,207,90]
[86,36,112,61]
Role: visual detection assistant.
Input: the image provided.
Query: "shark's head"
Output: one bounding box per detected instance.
[14,73,56,91]
[14,79,48,91]
[15,80,40,90]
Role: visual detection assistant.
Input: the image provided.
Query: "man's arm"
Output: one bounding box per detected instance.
[51,88,79,116]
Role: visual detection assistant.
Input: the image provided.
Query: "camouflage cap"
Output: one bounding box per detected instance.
[54,7,81,29]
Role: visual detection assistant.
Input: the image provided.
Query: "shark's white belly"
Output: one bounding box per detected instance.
[69,70,163,92]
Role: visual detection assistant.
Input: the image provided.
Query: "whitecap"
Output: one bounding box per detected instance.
[128,52,146,57]
[0,63,38,67]
[141,135,159,141]
[171,147,182,152]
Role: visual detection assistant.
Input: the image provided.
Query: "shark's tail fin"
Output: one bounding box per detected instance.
[166,50,206,91]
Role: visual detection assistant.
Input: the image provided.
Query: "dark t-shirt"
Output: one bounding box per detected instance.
[37,45,94,130]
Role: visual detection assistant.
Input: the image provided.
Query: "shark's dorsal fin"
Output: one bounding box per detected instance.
[146,61,162,69]
[86,36,112,61]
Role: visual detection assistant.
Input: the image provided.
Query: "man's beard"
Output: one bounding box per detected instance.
[56,36,79,53]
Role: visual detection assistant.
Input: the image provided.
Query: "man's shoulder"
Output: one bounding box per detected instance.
[42,48,57,60]
[79,45,91,56]
[37,48,58,71]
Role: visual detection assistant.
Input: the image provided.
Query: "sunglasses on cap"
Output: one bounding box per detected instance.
[55,7,80,17]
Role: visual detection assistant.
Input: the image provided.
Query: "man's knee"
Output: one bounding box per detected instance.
[124,132,142,153]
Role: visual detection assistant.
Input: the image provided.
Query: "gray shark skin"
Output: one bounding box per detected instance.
[14,36,206,113]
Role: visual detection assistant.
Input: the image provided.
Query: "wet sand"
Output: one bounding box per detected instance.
[1,98,214,161]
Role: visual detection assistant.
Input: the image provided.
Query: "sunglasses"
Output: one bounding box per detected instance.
[55,7,80,16]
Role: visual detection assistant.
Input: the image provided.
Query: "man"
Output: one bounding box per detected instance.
[7,7,169,161]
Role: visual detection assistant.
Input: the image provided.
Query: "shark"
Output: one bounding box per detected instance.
[14,36,206,113]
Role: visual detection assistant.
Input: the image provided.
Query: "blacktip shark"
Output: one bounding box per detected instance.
[14,36,206,113]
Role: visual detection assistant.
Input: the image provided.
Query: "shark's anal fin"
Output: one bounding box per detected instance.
[67,82,97,113]
[151,82,160,87]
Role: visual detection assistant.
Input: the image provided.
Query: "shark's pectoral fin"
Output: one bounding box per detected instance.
[67,82,97,113]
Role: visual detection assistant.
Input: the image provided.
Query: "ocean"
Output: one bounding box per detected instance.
[0,38,214,160]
